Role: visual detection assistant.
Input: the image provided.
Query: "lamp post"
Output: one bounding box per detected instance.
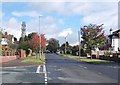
[78,30,81,58]
[39,15,43,60]
[65,37,67,54]
[65,33,69,54]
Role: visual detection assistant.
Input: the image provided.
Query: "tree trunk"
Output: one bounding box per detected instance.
[90,48,92,59]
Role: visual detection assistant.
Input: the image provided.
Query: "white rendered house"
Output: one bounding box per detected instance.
[108,29,120,52]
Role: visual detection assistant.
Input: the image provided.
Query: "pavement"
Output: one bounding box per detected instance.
[0,53,119,84]
[1,56,43,67]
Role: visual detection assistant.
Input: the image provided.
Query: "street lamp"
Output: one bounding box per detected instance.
[65,33,69,54]
[78,30,81,58]
[39,15,43,60]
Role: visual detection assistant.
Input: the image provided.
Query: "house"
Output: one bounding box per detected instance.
[1,32,14,45]
[0,32,18,56]
[108,29,120,52]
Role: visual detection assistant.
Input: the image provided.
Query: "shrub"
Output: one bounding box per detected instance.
[105,51,113,56]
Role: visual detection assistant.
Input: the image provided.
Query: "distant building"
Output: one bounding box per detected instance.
[21,21,26,38]
[1,32,14,45]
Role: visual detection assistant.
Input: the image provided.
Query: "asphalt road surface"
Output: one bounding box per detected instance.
[1,53,119,84]
[1,65,44,83]
[45,53,119,83]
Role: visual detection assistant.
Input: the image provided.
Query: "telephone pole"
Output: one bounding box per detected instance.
[39,15,43,59]
[78,30,81,59]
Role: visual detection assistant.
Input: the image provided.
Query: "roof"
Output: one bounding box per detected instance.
[108,29,120,38]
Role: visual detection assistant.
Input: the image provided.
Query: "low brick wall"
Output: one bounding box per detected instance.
[0,56,17,63]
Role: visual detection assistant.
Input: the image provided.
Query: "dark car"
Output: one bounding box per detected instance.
[44,50,50,53]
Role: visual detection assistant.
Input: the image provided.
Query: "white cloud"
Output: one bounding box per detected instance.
[12,11,39,17]
[2,0,119,2]
[58,28,73,37]
[2,1,119,46]
[3,17,21,40]
[27,2,65,14]
[80,3,118,35]
[58,30,79,45]
[24,16,61,40]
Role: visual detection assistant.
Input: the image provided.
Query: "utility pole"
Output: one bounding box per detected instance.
[78,30,81,59]
[39,15,43,60]
[65,33,69,54]
[65,37,67,54]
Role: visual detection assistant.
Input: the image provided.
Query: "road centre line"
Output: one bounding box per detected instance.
[43,65,48,85]
[36,64,48,84]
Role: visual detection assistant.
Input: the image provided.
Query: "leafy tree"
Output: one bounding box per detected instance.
[46,38,59,53]
[40,34,47,49]
[60,42,72,54]
[9,44,18,50]
[71,45,79,55]
[18,40,30,50]
[30,33,47,53]
[28,32,36,40]
[19,37,24,43]
[81,24,106,57]
[18,36,31,53]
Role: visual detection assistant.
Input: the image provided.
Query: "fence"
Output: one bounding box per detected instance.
[2,50,16,56]
[92,50,120,62]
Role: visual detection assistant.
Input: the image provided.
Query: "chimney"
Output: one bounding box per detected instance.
[5,32,7,35]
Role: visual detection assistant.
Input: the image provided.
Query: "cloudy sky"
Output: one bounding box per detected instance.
[1,0,119,46]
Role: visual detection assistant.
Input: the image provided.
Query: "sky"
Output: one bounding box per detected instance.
[0,0,119,46]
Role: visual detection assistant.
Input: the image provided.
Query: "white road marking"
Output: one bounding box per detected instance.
[84,67,87,69]
[36,64,48,84]
[0,67,17,69]
[36,65,41,74]
[1,71,42,74]
[1,65,37,69]
[43,64,47,85]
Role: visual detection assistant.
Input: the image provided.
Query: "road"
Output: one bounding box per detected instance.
[1,65,44,84]
[46,53,119,83]
[1,53,119,84]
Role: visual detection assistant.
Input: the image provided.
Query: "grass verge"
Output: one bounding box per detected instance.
[59,53,113,64]
[80,59,112,64]
[21,54,45,64]
[21,59,45,63]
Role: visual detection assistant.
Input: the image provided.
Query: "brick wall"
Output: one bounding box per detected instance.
[0,56,17,63]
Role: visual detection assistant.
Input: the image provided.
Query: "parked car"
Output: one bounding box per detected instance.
[44,50,50,53]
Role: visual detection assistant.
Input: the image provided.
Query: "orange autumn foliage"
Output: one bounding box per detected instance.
[31,33,47,51]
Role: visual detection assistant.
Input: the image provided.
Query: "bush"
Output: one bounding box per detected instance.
[105,51,113,56]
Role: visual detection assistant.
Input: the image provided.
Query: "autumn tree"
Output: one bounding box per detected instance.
[30,33,39,52]
[30,33,47,53]
[81,24,106,57]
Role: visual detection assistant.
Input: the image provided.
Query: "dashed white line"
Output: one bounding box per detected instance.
[84,67,87,69]
[43,65,47,85]
[36,64,48,84]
